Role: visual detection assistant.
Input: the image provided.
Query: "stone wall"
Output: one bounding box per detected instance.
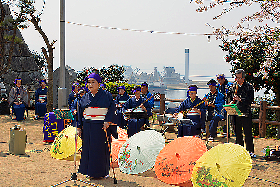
[53,65,77,108]
[1,4,43,97]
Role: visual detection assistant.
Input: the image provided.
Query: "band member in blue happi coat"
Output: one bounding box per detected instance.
[173,85,206,137]
[75,73,116,179]
[216,73,233,137]
[34,79,48,119]
[203,79,225,141]
[141,82,154,128]
[68,82,81,109]
[115,85,130,129]
[8,78,28,121]
[122,86,152,137]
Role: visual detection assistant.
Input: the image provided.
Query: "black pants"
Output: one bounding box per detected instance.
[234,114,254,153]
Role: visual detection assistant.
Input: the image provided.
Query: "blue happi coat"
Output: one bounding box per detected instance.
[122,96,152,137]
[115,92,130,129]
[35,87,48,117]
[68,91,77,109]
[175,96,206,136]
[76,88,116,178]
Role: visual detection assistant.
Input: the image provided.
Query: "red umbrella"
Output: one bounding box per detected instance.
[155,136,207,185]
[111,127,128,166]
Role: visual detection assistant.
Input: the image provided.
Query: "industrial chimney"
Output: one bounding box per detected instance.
[185,48,189,84]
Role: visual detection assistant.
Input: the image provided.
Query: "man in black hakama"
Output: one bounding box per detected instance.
[76,73,116,179]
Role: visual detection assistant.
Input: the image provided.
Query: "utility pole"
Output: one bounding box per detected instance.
[58,0,67,109]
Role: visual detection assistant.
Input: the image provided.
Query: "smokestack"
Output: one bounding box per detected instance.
[185,48,189,84]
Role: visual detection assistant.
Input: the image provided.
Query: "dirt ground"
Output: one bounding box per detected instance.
[0,111,280,187]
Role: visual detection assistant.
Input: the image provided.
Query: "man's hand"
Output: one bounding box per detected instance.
[103,122,110,130]
[233,95,241,102]
[77,128,82,137]
[193,108,201,114]
[140,104,147,112]
[72,110,77,116]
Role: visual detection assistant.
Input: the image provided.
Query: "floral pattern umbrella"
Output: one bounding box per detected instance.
[50,126,82,159]
[118,130,165,174]
[191,143,252,187]
[155,136,207,185]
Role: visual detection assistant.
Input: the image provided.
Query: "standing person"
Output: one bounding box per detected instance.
[141,82,154,108]
[8,78,28,121]
[141,82,154,128]
[68,82,80,109]
[173,85,206,137]
[115,85,129,129]
[203,79,225,141]
[228,69,255,158]
[34,79,48,120]
[123,86,152,137]
[216,73,233,137]
[76,73,116,179]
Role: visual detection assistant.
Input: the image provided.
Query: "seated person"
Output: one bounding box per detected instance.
[8,78,28,121]
[173,85,206,137]
[203,79,225,141]
[115,85,130,129]
[68,82,81,109]
[34,79,48,119]
[122,86,152,137]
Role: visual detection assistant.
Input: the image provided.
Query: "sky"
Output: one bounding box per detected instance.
[17,0,272,80]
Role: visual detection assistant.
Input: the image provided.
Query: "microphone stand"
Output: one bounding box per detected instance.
[51,94,98,187]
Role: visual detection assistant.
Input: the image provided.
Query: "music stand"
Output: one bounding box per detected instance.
[223,104,243,143]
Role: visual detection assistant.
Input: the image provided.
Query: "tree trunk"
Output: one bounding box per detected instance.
[30,16,55,112]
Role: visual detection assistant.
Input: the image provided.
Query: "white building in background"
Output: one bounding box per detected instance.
[162,67,181,84]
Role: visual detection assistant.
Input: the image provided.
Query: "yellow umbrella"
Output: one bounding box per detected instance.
[50,126,82,159]
[191,143,252,187]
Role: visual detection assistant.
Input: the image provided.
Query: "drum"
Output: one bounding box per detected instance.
[124,108,147,119]
[177,118,198,137]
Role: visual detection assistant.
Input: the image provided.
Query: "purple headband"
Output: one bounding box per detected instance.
[72,82,80,91]
[117,86,125,90]
[14,78,21,84]
[208,82,217,86]
[133,87,141,93]
[187,86,197,97]
[87,73,102,83]
[216,74,225,79]
[141,83,148,87]
[40,79,46,84]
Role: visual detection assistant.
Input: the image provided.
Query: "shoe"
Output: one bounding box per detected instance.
[249,152,256,158]
[208,137,214,142]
